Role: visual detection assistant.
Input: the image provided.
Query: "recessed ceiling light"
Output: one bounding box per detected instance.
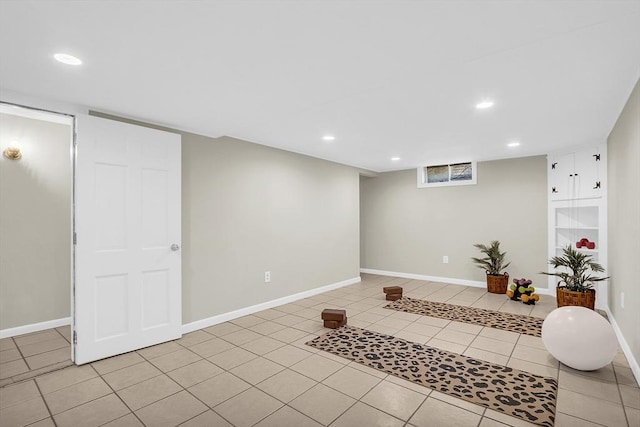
[507,142,521,147]
[391,157,401,161]
[322,135,335,141]
[476,100,494,109]
[54,53,82,65]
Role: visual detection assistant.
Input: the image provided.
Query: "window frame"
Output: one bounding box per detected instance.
[416,161,477,188]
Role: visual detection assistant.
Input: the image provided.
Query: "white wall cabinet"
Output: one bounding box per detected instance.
[548,145,605,201]
[547,145,607,308]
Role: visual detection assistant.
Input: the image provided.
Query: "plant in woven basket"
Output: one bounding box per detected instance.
[472,241,510,294]
[472,241,510,275]
[542,245,608,292]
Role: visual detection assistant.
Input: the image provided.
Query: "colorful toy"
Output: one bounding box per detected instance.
[576,238,596,250]
[506,278,540,305]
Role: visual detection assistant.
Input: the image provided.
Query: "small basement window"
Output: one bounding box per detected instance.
[417,161,477,188]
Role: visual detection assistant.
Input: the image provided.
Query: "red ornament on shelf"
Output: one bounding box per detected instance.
[576,238,596,249]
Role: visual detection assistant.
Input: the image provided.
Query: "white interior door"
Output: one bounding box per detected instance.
[74,115,182,365]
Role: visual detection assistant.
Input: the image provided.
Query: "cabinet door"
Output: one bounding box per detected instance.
[549,152,574,200]
[574,148,602,199]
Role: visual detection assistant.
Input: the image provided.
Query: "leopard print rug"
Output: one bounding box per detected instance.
[307,326,557,427]
[384,297,543,337]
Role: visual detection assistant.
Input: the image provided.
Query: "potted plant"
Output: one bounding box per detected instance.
[472,240,510,294]
[542,245,608,310]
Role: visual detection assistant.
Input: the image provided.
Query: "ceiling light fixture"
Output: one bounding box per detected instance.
[507,142,521,147]
[476,100,494,109]
[391,157,401,161]
[322,135,335,141]
[54,53,82,65]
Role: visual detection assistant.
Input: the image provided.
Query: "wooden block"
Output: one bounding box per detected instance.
[321,309,346,321]
[383,286,403,294]
[324,317,347,329]
[324,320,339,328]
[386,293,402,301]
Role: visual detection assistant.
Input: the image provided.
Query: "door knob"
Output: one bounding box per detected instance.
[170,244,181,251]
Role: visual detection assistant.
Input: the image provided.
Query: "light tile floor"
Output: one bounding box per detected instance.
[0,327,73,387]
[0,274,638,426]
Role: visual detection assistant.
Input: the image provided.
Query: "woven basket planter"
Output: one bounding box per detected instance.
[486,274,509,294]
[556,287,596,310]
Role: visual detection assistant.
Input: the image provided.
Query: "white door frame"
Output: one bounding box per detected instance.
[0,102,182,364]
[0,102,75,360]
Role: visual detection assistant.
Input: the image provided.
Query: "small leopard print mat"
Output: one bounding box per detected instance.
[307,326,557,427]
[384,297,544,337]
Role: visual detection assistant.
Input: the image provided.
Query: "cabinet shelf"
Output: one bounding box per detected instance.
[555,226,598,230]
[555,246,598,253]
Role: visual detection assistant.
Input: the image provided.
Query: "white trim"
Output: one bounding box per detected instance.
[0,102,74,125]
[360,268,556,296]
[0,317,72,339]
[0,88,88,116]
[530,287,557,297]
[604,306,640,387]
[181,276,361,334]
[361,268,485,288]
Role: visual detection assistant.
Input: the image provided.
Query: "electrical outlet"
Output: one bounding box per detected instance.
[621,292,625,309]
[443,256,449,264]
[264,271,271,283]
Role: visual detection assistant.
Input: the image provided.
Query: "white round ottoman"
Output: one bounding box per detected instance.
[541,306,617,371]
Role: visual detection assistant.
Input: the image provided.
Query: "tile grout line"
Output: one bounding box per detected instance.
[170,321,394,425]
[94,360,174,427]
[32,378,58,427]
[10,335,29,372]
[36,365,127,424]
[359,394,423,426]
[556,409,609,426]
[1,361,75,389]
[135,337,293,426]
[614,367,634,427]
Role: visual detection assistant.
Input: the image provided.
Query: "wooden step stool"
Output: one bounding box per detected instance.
[383,286,403,301]
[321,309,347,329]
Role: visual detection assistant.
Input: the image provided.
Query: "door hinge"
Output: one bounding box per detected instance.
[73,232,77,245]
[593,154,601,161]
[73,331,77,345]
[593,181,601,189]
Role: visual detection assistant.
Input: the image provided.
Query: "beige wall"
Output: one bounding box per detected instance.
[91,112,361,324]
[181,134,360,323]
[608,79,640,365]
[360,156,548,287]
[0,113,72,329]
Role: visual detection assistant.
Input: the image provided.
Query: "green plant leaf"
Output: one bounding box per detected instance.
[471,240,509,275]
[540,245,609,292]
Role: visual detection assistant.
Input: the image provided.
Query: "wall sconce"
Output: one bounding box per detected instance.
[3,142,22,160]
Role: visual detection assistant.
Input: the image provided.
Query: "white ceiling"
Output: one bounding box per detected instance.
[1,1,639,172]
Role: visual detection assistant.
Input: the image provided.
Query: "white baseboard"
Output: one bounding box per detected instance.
[0,317,71,339]
[360,268,486,288]
[0,276,362,340]
[182,276,361,334]
[604,306,640,387]
[360,268,556,296]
